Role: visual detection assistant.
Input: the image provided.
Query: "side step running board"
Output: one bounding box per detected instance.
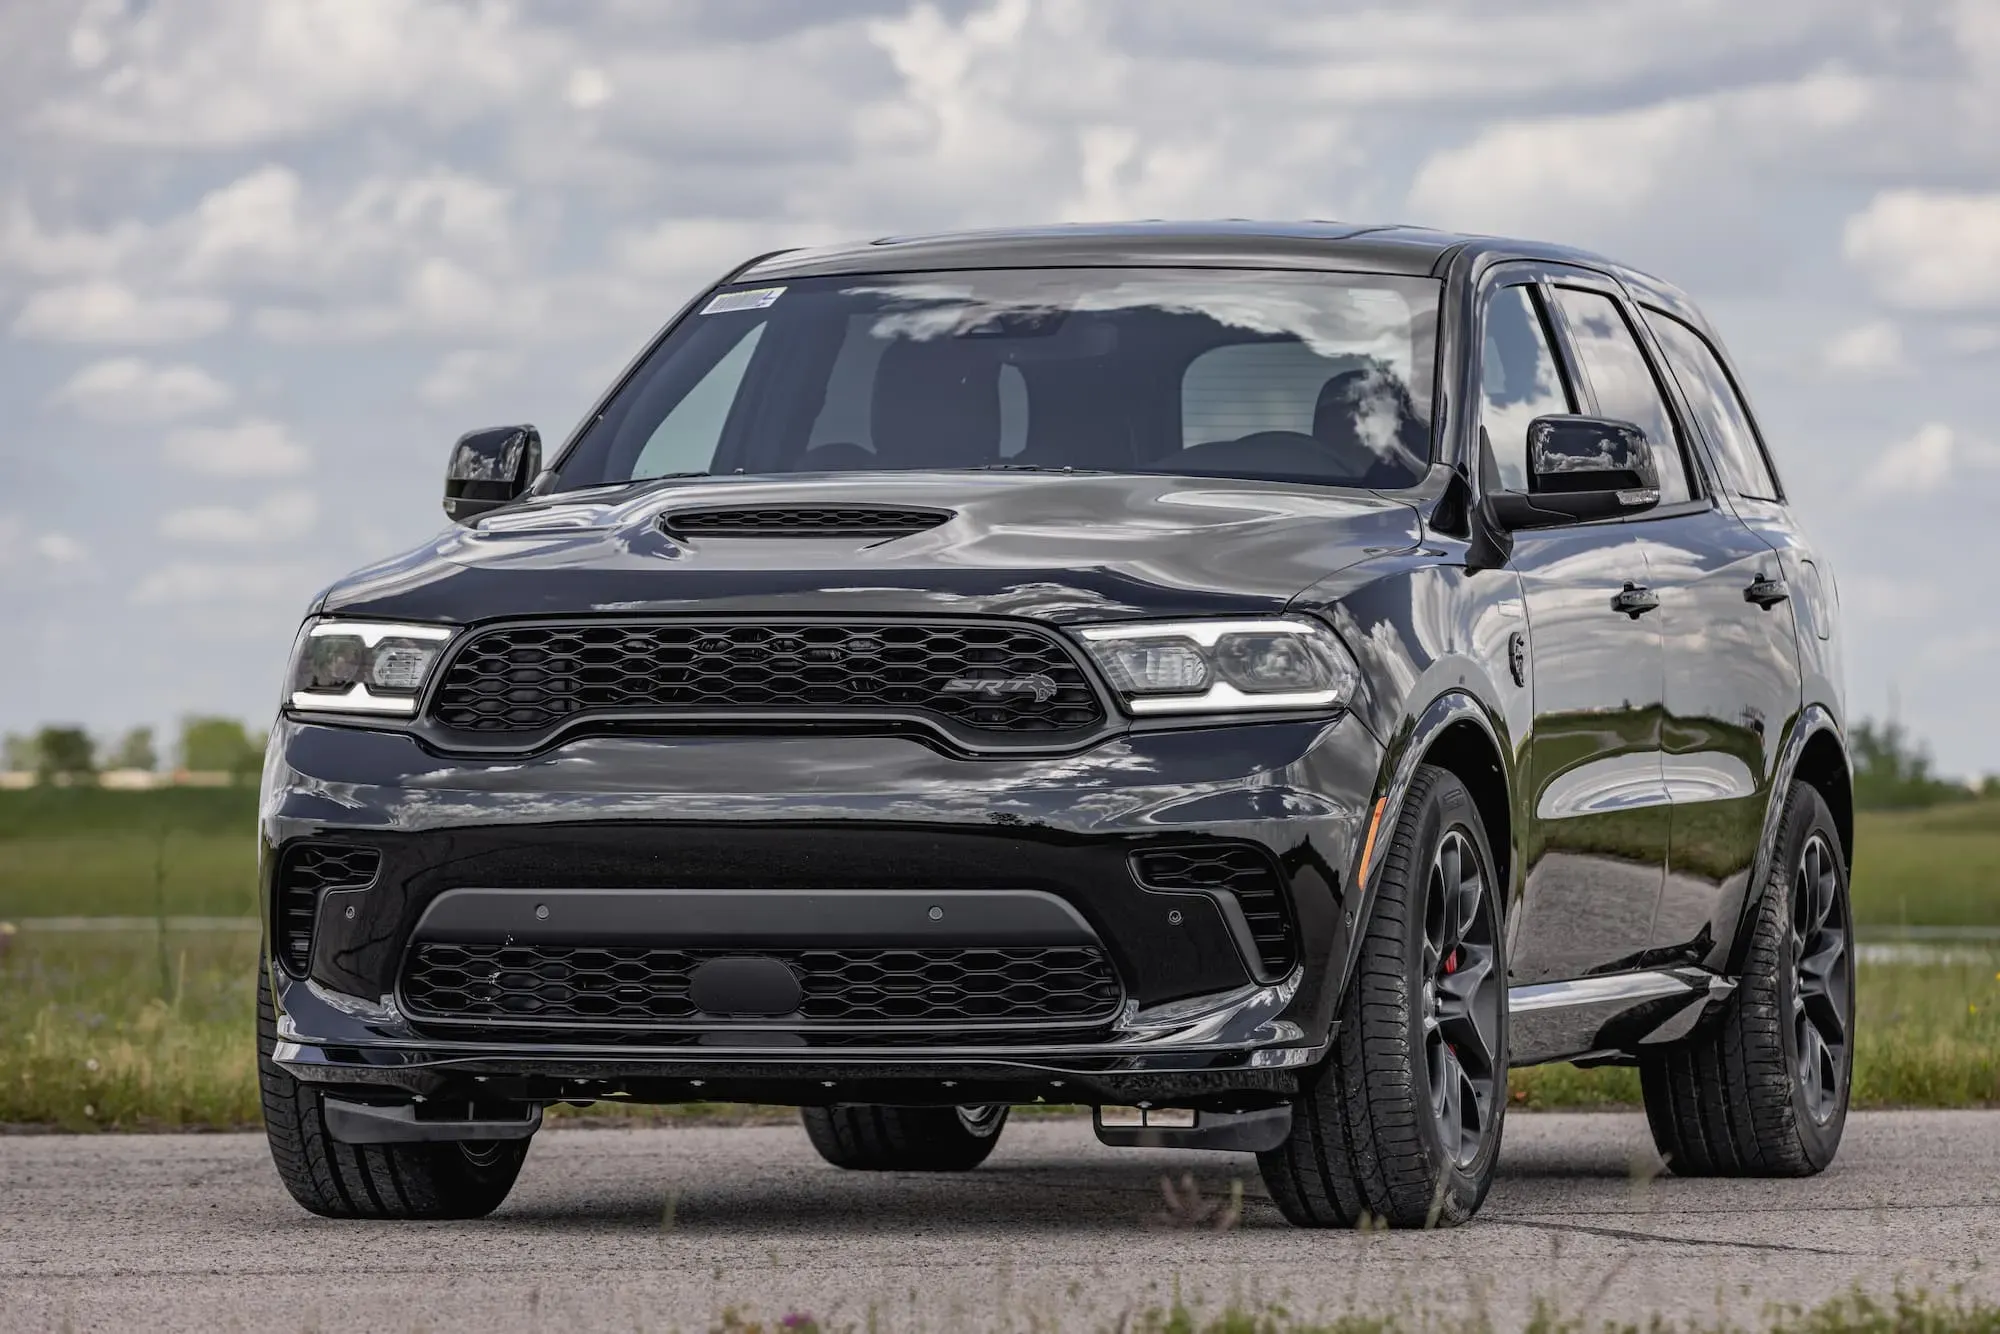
[323,1097,543,1145]
[1093,1104,1291,1153]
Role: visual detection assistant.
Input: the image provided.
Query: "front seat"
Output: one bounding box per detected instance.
[1313,366,1427,486]
[870,338,1001,470]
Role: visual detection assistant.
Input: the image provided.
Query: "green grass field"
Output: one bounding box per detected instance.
[4,925,1994,1130]
[3,788,1998,925]
[1,788,1997,1129]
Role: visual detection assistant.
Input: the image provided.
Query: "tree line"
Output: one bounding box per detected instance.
[2,719,266,785]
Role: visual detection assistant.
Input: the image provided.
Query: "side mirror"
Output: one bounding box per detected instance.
[444,425,541,524]
[1486,415,1661,530]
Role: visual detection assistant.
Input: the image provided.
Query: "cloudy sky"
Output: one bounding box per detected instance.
[2,0,1996,772]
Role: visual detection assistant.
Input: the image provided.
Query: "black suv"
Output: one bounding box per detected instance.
[260,222,1853,1227]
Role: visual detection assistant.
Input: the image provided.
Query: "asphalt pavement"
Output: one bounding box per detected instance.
[4,1111,1996,1332]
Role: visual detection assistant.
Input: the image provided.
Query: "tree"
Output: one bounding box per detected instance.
[177,716,264,783]
[1,733,37,773]
[1850,718,1965,810]
[34,725,96,785]
[108,726,158,772]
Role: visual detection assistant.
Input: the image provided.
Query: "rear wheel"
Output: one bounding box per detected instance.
[801,1103,1009,1171]
[258,960,531,1218]
[1640,782,1853,1176]
[1259,765,1508,1228]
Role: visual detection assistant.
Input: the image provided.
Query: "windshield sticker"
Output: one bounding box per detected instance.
[701,286,785,315]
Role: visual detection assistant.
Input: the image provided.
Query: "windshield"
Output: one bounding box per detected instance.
[551,267,1441,491]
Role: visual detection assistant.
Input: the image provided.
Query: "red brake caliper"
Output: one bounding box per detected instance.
[1444,948,1459,975]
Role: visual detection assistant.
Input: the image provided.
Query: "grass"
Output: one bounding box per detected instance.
[1853,801,2000,930]
[1,787,1996,1127]
[0,787,256,919]
[4,927,1996,1130]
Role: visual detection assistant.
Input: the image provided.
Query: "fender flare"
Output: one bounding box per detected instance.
[1715,703,1849,975]
[1332,688,1513,1007]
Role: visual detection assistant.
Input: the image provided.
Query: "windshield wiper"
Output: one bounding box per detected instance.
[970,463,1104,474]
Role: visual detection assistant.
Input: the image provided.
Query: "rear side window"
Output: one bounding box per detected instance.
[1552,287,1691,505]
[1478,285,1572,492]
[1645,311,1781,501]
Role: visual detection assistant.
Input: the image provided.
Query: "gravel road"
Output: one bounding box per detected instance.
[4,1111,1996,1331]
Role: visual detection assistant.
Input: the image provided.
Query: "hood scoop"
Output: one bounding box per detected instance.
[661,505,953,539]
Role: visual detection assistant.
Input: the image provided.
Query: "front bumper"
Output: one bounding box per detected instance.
[262,713,1381,1105]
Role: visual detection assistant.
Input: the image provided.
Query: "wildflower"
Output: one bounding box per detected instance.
[84,1058,99,1072]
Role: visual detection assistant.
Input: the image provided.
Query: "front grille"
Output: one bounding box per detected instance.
[1132,845,1297,976]
[429,621,1106,738]
[401,943,1123,1029]
[664,507,951,538]
[274,843,381,975]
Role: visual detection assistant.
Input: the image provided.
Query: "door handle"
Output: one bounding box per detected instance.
[1611,583,1660,618]
[1744,575,1789,610]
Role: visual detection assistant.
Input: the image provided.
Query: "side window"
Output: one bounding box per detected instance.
[1478,285,1571,492]
[631,322,765,478]
[1551,287,1691,505]
[1644,311,1781,501]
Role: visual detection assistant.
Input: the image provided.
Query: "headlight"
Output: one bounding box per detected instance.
[1074,618,1359,715]
[287,620,455,716]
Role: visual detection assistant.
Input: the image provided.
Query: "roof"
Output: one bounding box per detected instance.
[735,219,1618,283]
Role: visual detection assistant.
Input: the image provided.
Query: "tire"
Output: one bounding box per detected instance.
[801,1104,1009,1171]
[1640,781,1853,1177]
[1258,764,1508,1228]
[258,959,531,1218]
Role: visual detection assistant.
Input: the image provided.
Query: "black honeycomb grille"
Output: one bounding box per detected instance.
[429,621,1105,737]
[664,507,951,538]
[1133,845,1297,976]
[274,843,381,976]
[400,943,1123,1029]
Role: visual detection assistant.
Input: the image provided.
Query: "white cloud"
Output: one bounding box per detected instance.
[48,357,233,422]
[35,533,86,564]
[1862,422,2000,494]
[419,348,523,407]
[565,67,611,111]
[1405,70,1871,243]
[1821,322,1904,377]
[161,417,311,477]
[158,490,316,544]
[1947,325,2000,355]
[1843,191,2000,310]
[129,560,316,606]
[11,280,230,342]
[0,202,145,278]
[43,0,553,148]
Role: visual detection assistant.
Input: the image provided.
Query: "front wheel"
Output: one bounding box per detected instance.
[1640,781,1853,1176]
[1259,765,1508,1228]
[801,1104,1009,1171]
[258,961,531,1218]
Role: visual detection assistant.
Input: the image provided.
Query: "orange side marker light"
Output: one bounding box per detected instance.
[1356,797,1386,894]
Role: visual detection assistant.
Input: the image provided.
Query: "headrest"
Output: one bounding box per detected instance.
[870,338,1000,469]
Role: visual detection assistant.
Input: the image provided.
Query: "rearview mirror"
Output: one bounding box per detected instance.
[1486,415,1661,530]
[444,425,541,524]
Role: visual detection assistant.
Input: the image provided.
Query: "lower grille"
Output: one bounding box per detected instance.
[274,843,381,975]
[400,943,1124,1030]
[1132,845,1297,976]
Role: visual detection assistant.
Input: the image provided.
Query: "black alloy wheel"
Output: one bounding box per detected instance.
[1789,831,1851,1125]
[1421,828,1504,1170]
[1260,764,1509,1228]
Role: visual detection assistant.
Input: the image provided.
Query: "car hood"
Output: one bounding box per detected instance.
[318,472,1422,624]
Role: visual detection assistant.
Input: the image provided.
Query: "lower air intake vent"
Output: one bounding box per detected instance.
[274,843,381,976]
[663,507,952,538]
[401,943,1122,1030]
[1132,845,1297,976]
